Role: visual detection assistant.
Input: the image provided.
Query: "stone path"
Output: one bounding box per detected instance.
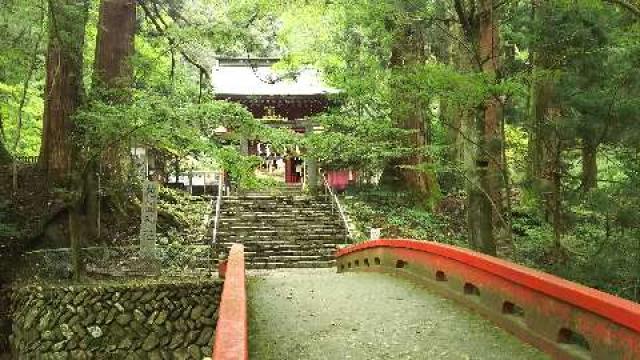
[248,269,549,360]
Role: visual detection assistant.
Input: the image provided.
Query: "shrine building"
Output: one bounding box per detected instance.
[212,57,340,186]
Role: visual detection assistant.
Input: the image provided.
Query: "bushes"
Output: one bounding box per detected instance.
[344,184,640,302]
[342,185,466,246]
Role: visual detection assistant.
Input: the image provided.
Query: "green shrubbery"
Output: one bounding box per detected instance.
[342,185,466,247]
[345,184,640,302]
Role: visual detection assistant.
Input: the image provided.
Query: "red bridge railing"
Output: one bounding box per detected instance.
[336,239,640,360]
[213,244,248,360]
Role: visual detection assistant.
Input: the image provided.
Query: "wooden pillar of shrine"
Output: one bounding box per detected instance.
[286,157,302,184]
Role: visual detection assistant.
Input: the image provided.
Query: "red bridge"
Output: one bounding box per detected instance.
[212,240,640,360]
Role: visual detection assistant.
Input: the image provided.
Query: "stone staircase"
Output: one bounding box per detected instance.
[215,190,347,269]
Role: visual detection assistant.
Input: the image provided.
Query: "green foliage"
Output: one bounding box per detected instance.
[343,185,466,246]
[0,0,46,157]
[2,0,640,302]
[306,112,412,172]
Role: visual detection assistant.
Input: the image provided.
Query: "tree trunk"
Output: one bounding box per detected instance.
[40,0,89,182]
[452,0,505,255]
[94,0,136,91]
[385,23,438,201]
[93,0,136,177]
[550,146,563,248]
[87,0,136,240]
[528,80,555,181]
[457,0,502,255]
[479,0,507,245]
[468,162,497,255]
[581,138,598,191]
[528,0,565,242]
[41,0,89,276]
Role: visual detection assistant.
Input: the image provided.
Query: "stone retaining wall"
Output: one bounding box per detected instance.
[10,279,222,359]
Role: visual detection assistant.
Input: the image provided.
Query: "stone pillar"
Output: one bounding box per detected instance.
[140,180,159,257]
[239,138,249,156]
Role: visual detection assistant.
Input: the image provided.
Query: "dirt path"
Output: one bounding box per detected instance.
[248,269,549,360]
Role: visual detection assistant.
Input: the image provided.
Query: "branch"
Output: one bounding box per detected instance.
[453,0,474,38]
[603,0,640,18]
[137,0,212,84]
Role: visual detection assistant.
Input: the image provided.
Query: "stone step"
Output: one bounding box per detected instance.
[220,212,337,218]
[217,237,345,244]
[218,222,341,228]
[220,214,337,220]
[249,255,333,262]
[217,233,344,238]
[219,217,341,223]
[216,242,340,249]
[217,226,343,233]
[222,199,332,203]
[221,208,335,214]
[217,243,343,251]
[246,261,335,269]
[217,231,345,236]
[223,209,332,213]
[217,189,342,270]
[242,250,335,257]
[222,202,332,207]
[222,200,332,205]
[221,212,335,218]
[224,194,322,199]
[218,237,344,242]
[245,248,335,258]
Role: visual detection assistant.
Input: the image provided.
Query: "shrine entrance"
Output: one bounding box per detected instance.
[212,57,338,188]
[249,140,304,185]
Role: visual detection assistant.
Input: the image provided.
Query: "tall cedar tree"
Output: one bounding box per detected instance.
[40,0,90,181]
[386,20,437,200]
[84,0,136,240]
[454,0,504,255]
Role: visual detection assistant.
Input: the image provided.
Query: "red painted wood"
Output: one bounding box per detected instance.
[336,239,640,334]
[213,244,248,360]
[218,260,228,279]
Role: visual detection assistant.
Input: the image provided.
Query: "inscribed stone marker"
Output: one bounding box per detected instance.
[140,180,159,257]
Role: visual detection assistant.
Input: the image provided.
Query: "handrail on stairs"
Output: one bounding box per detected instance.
[321,171,353,243]
[211,170,225,249]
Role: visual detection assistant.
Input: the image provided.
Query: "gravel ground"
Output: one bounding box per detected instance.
[248,269,549,360]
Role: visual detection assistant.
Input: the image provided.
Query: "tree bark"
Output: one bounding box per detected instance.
[94,0,136,92]
[528,0,556,184]
[41,0,90,278]
[93,0,136,176]
[385,23,438,201]
[528,1,566,245]
[468,164,497,255]
[479,0,507,242]
[528,80,555,180]
[453,0,502,255]
[40,0,89,182]
[87,0,136,240]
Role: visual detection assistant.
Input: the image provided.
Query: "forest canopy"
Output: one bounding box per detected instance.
[1,0,639,302]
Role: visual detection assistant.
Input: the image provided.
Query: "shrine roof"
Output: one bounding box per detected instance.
[212,57,339,97]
